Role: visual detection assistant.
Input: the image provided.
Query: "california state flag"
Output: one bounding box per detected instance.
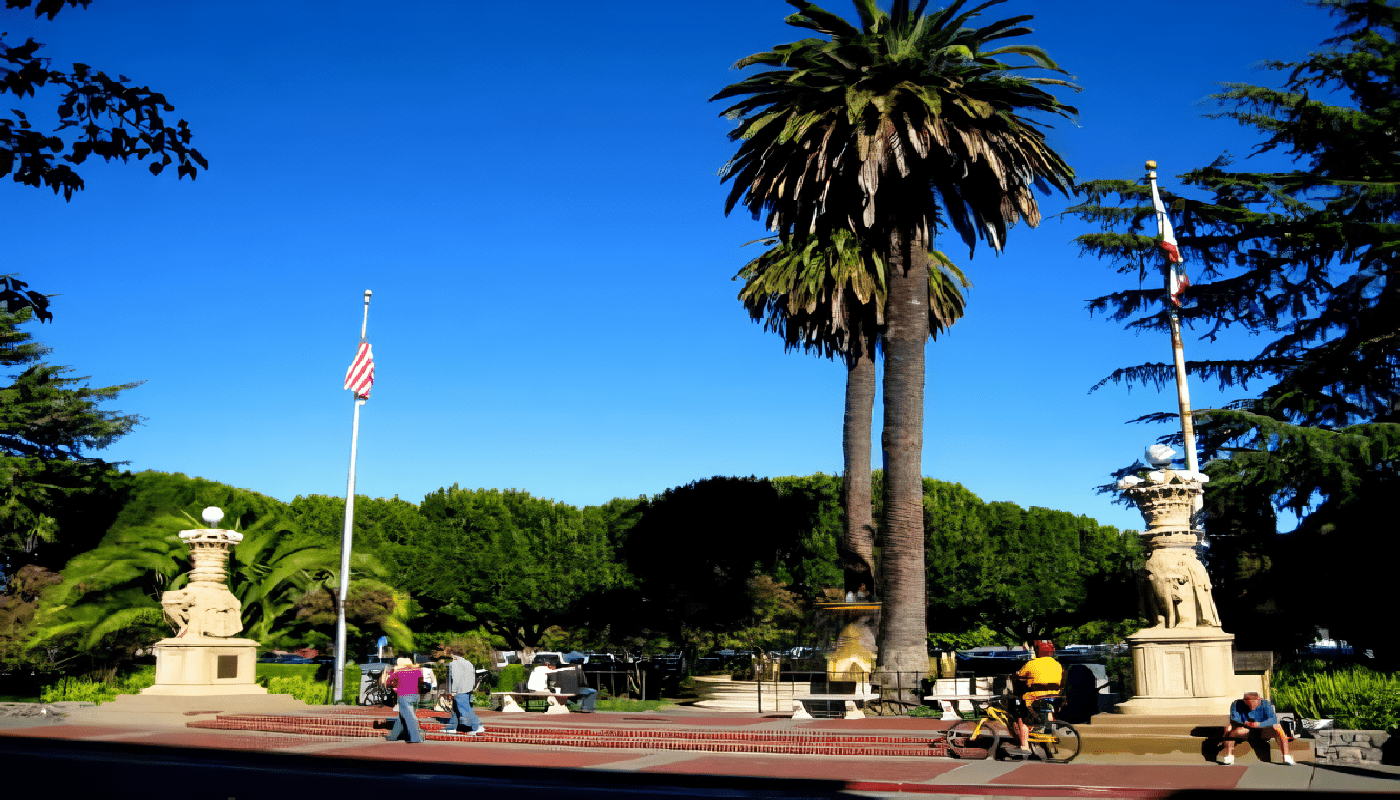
[1150,178,1190,307]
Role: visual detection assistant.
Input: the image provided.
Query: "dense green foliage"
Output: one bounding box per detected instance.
[5,463,1135,689]
[1067,0,1399,659]
[1273,662,1400,731]
[31,473,341,667]
[1,0,207,204]
[920,479,1142,640]
[0,309,139,673]
[0,310,139,578]
[389,486,628,652]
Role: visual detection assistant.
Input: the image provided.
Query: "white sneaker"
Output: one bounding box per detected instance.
[1220,754,1235,765]
[1283,755,1296,766]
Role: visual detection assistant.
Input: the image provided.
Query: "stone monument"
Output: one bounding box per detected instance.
[141,506,267,696]
[1113,446,1237,715]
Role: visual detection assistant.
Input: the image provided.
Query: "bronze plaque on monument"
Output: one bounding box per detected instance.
[217,655,239,679]
[1232,651,1273,672]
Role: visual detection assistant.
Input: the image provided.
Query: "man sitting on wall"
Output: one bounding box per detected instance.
[1220,691,1295,765]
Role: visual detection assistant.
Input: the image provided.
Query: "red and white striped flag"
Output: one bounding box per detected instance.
[1150,177,1190,306]
[344,341,374,399]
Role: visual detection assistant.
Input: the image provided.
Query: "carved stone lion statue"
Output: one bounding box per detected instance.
[1141,549,1221,629]
[160,582,244,638]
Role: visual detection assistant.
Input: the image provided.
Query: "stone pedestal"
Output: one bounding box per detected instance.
[1114,626,1236,715]
[143,637,266,696]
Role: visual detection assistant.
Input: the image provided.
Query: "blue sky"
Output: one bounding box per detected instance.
[5,1,1332,531]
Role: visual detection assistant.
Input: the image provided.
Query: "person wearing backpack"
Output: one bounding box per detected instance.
[442,647,485,735]
[383,658,428,743]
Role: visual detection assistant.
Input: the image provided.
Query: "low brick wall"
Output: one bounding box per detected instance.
[1310,729,1389,765]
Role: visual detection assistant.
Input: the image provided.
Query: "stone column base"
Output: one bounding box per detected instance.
[142,636,266,696]
[1115,626,1236,716]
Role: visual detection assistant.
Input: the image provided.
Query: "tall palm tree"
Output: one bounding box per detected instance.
[735,230,968,584]
[715,0,1076,689]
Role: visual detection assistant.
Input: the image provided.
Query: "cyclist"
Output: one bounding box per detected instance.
[1009,640,1062,757]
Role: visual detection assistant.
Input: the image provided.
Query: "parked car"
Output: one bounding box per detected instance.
[258,653,313,664]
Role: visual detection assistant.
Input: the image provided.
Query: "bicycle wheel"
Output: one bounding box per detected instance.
[947,719,1000,760]
[362,684,395,707]
[1036,720,1081,763]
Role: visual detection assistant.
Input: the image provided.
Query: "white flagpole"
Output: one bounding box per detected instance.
[333,289,372,704]
[1147,162,1202,506]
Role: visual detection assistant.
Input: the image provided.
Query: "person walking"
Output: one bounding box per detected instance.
[442,647,485,735]
[383,657,427,743]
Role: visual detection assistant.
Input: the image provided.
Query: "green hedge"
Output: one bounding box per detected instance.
[255,663,320,681]
[39,666,155,704]
[41,663,367,707]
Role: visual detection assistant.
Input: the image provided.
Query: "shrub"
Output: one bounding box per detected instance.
[1273,664,1400,732]
[494,664,527,692]
[40,677,117,704]
[259,674,329,704]
[1104,655,1135,698]
[256,663,320,681]
[40,666,155,705]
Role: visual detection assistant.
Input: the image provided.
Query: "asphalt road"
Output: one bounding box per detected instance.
[0,735,862,799]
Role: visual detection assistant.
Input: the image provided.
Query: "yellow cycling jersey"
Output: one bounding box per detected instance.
[1016,656,1063,700]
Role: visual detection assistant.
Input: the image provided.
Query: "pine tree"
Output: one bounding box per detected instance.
[1068,0,1399,660]
[0,308,140,576]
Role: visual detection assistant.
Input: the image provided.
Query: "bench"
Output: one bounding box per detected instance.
[925,676,996,721]
[791,692,879,720]
[922,692,997,721]
[490,691,572,713]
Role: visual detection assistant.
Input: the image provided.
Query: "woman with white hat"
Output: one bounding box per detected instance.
[383,657,428,743]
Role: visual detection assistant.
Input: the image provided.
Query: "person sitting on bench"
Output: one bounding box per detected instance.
[548,662,598,713]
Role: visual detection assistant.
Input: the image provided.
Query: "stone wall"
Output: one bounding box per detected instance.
[1310,729,1389,765]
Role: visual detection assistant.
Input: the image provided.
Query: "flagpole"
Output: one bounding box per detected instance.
[1147,161,1202,481]
[333,289,372,704]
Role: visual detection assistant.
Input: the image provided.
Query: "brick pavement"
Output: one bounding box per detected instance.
[3,702,1396,796]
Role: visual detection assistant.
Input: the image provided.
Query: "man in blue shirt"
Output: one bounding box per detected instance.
[1220,691,1294,765]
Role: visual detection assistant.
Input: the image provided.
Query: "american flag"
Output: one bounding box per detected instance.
[1150,177,1190,306]
[344,341,374,399]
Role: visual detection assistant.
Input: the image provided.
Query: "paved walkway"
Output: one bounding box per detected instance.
[2,702,1396,797]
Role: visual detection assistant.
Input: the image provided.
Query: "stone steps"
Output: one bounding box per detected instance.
[189,712,951,757]
[690,675,813,712]
[1076,713,1315,762]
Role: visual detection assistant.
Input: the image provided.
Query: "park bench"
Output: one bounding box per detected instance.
[924,676,996,721]
[490,690,572,713]
[791,691,880,719]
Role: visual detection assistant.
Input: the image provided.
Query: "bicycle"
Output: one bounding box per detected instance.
[946,696,1081,763]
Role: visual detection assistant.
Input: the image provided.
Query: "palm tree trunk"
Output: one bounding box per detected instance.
[876,225,929,702]
[842,345,876,572]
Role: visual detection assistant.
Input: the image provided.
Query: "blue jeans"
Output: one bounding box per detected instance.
[574,687,598,712]
[446,692,482,731]
[388,693,423,742]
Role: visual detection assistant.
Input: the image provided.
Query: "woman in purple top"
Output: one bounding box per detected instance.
[383,658,426,743]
